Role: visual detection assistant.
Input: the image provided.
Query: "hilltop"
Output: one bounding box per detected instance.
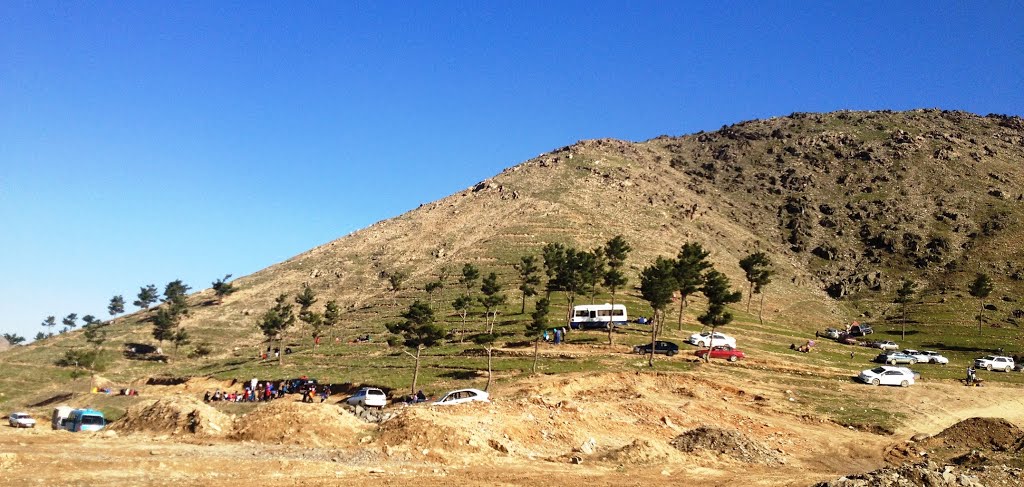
[2,108,1024,486]
[2,109,1023,391]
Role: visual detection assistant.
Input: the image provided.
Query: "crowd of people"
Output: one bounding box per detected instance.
[203,377,330,403]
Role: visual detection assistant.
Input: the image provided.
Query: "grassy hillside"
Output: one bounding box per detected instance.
[2,109,1022,419]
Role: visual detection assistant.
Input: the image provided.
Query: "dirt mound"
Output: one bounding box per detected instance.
[670,426,783,464]
[113,395,232,437]
[601,438,677,464]
[376,406,485,457]
[231,400,369,447]
[930,417,1023,451]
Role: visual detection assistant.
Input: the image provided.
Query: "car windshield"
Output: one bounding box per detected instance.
[80,415,104,425]
[869,367,887,374]
[981,356,996,360]
[12,414,29,419]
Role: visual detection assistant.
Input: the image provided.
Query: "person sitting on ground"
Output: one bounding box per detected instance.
[416,390,427,402]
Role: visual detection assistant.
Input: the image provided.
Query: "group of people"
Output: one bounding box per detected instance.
[203,377,330,403]
[400,390,429,404]
[542,327,569,344]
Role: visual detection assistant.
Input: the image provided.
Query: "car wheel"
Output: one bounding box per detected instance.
[987,365,993,371]
[871,378,880,386]
[728,355,738,362]
[900,380,909,387]
[667,350,676,357]
[909,359,916,365]
[889,359,897,365]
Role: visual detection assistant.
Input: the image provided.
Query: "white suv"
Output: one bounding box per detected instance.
[346,387,387,408]
[688,332,736,348]
[974,355,1015,372]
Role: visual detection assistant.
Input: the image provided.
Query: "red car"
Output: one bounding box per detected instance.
[694,346,745,362]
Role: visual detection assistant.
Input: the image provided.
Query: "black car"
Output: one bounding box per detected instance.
[633,340,679,356]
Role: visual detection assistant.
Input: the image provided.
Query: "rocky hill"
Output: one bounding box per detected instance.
[6,109,1024,372]
[199,109,1023,332]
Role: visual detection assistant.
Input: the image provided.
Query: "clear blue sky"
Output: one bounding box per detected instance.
[2,2,1022,340]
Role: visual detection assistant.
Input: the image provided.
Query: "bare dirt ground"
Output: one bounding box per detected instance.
[2,369,1024,487]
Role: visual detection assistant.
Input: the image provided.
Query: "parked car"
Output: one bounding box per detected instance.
[858,366,916,387]
[8,412,36,428]
[974,355,1015,372]
[816,328,841,340]
[873,352,917,365]
[687,332,736,348]
[434,388,490,406]
[903,350,949,365]
[848,324,873,337]
[695,346,745,362]
[346,387,387,408]
[633,340,680,356]
[837,333,859,345]
[869,340,899,351]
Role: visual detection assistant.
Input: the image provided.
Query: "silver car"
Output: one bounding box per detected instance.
[8,412,36,428]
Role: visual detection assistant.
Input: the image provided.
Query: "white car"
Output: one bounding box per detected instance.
[974,355,1015,372]
[8,412,36,428]
[433,388,490,406]
[903,350,949,365]
[872,341,899,351]
[858,366,916,387]
[687,332,736,348]
[346,387,387,408]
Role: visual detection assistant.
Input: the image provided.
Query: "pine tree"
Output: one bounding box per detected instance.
[425,281,443,310]
[171,327,190,357]
[152,307,179,347]
[162,280,191,312]
[603,235,632,345]
[739,252,774,324]
[479,272,507,334]
[639,257,679,367]
[323,299,342,343]
[674,242,712,330]
[33,331,46,341]
[697,270,743,361]
[893,280,918,340]
[212,274,236,303]
[515,255,541,314]
[62,313,78,330]
[473,332,498,391]
[968,273,994,334]
[134,284,159,310]
[386,300,444,394]
[542,243,567,299]
[459,264,480,301]
[451,294,473,341]
[81,315,99,327]
[256,294,296,366]
[295,284,321,349]
[107,295,125,319]
[526,297,550,374]
[41,315,57,334]
[3,333,26,345]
